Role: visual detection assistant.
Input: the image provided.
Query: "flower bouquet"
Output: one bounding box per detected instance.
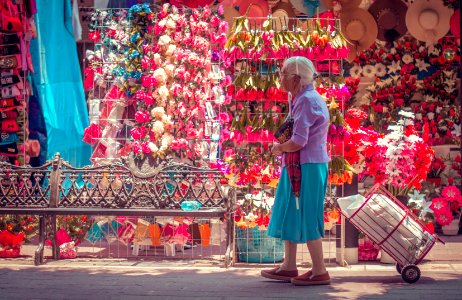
[430,186,462,233]
[363,111,434,197]
[0,230,24,258]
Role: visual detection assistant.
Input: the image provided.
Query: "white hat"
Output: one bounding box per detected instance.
[340,7,378,61]
[405,0,453,45]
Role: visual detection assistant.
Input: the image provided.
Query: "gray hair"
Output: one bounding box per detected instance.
[281,56,317,88]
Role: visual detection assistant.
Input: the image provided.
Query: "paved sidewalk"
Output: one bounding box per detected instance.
[1,260,462,300]
[1,236,461,299]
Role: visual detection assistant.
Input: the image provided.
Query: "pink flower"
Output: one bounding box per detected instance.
[144,94,154,105]
[132,141,142,154]
[186,127,197,139]
[154,23,165,35]
[224,148,235,160]
[141,142,152,154]
[218,21,228,35]
[130,127,147,140]
[218,113,231,123]
[170,138,189,151]
[210,15,220,27]
[435,207,454,226]
[170,83,183,97]
[442,185,461,199]
[177,102,187,117]
[135,90,147,101]
[135,111,151,123]
[217,5,224,15]
[142,75,158,88]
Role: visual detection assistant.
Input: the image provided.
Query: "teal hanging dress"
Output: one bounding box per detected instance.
[30,0,91,167]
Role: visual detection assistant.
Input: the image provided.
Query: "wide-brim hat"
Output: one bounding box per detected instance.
[340,7,378,60]
[405,0,453,44]
[450,9,460,38]
[322,0,361,10]
[271,1,297,31]
[369,0,408,42]
[237,0,269,25]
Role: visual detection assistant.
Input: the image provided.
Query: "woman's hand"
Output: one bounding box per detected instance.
[271,143,283,156]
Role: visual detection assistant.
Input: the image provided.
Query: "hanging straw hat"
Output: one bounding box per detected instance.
[322,0,361,10]
[368,0,408,43]
[450,9,460,38]
[340,7,378,61]
[237,0,269,25]
[271,1,297,31]
[405,0,453,45]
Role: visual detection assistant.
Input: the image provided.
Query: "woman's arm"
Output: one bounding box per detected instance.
[271,140,303,156]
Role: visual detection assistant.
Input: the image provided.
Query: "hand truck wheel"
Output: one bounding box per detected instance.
[396,263,403,274]
[401,265,421,284]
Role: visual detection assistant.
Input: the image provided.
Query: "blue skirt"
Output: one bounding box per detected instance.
[267,163,328,243]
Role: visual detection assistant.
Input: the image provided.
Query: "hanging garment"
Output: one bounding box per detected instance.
[71,0,82,41]
[30,0,91,166]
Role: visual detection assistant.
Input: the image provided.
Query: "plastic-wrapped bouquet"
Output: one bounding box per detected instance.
[235,191,275,229]
[363,111,434,196]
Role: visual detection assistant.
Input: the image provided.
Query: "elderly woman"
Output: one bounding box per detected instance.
[261,56,330,286]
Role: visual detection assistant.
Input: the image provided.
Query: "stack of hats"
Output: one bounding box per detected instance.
[0,0,36,164]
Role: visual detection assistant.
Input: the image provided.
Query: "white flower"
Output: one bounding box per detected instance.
[398,111,414,119]
[415,59,430,72]
[349,65,362,79]
[158,35,172,46]
[153,53,162,65]
[158,19,167,28]
[161,134,173,147]
[362,65,376,78]
[162,115,173,127]
[452,124,461,137]
[166,18,176,30]
[165,44,177,57]
[153,68,167,83]
[151,120,165,136]
[415,113,422,120]
[428,45,440,56]
[387,61,401,74]
[436,106,442,114]
[419,46,426,52]
[402,54,414,64]
[151,107,166,119]
[390,47,397,54]
[427,112,435,120]
[374,63,387,77]
[164,64,175,77]
[158,85,170,100]
[148,142,158,153]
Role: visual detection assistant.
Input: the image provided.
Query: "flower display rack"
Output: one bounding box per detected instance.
[223,15,349,264]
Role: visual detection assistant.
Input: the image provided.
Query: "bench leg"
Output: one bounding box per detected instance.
[50,216,59,260]
[34,216,46,266]
[225,215,235,268]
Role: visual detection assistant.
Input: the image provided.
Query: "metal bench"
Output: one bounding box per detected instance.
[0,153,235,266]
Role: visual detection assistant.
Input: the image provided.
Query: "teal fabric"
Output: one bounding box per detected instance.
[30,0,91,167]
[267,163,328,243]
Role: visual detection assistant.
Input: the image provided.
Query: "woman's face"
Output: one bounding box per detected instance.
[279,68,300,93]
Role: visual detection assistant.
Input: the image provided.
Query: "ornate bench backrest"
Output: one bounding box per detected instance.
[0,161,53,208]
[56,156,226,209]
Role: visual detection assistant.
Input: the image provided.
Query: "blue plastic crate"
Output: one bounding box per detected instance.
[235,227,284,263]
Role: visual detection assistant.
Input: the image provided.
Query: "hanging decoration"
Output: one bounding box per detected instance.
[83,3,227,164]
